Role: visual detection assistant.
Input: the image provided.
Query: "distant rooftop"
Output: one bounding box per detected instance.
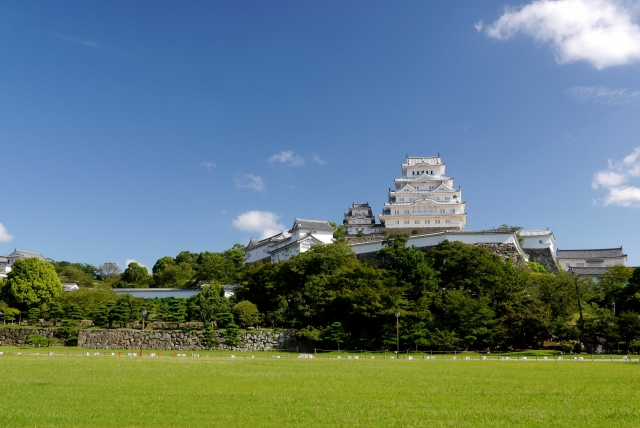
[403,155,442,166]
[2,249,47,261]
[557,248,626,259]
[289,218,335,233]
[518,230,552,237]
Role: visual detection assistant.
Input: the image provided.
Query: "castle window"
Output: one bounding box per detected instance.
[446,220,451,224]
[404,220,410,224]
[415,220,420,224]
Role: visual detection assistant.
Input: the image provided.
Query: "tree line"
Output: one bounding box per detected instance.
[2,235,640,352]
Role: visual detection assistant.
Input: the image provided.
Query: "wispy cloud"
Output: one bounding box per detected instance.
[0,223,14,242]
[312,153,327,165]
[232,211,286,239]
[53,33,101,49]
[474,20,484,32]
[199,162,216,172]
[593,148,640,207]
[482,0,640,69]
[268,151,305,167]
[234,173,265,191]
[567,86,640,104]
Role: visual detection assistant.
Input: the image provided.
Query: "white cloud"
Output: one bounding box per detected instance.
[567,86,640,104]
[232,211,286,239]
[199,162,216,172]
[0,223,14,242]
[268,151,305,167]
[234,173,265,191]
[593,148,640,207]
[474,20,485,32]
[484,0,640,69]
[603,185,640,206]
[312,154,327,165]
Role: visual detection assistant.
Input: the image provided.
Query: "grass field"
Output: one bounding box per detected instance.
[1,349,639,427]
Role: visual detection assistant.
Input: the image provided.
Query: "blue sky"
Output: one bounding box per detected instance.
[1,0,640,269]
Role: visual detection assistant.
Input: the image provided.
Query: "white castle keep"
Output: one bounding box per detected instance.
[377,154,467,233]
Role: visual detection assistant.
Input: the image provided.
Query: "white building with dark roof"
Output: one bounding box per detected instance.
[378,155,467,234]
[243,219,335,265]
[557,247,627,278]
[343,203,384,236]
[0,249,49,277]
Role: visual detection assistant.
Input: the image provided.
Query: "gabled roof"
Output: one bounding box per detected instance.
[430,183,456,192]
[3,249,47,261]
[349,203,370,208]
[289,218,335,233]
[395,174,451,183]
[557,248,626,259]
[269,233,326,253]
[245,232,288,250]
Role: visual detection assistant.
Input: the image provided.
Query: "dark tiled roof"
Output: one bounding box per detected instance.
[245,233,287,250]
[289,219,335,233]
[568,266,610,276]
[3,249,47,261]
[557,248,625,259]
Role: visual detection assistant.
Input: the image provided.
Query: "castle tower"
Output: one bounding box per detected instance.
[378,155,467,233]
[343,203,383,235]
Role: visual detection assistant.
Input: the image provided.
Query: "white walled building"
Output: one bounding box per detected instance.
[343,203,383,235]
[244,219,335,265]
[518,230,557,253]
[0,249,49,278]
[378,155,467,233]
[558,247,627,279]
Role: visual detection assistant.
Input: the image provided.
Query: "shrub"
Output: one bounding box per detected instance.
[232,301,260,328]
[25,334,52,347]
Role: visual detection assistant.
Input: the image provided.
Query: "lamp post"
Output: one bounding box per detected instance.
[140,309,148,357]
[395,311,400,358]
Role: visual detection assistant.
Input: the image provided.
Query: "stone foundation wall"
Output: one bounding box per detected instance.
[0,328,297,351]
[0,328,59,346]
[77,328,296,351]
[356,243,526,266]
[524,248,560,273]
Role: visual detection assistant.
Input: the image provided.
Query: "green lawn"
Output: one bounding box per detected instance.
[1,351,638,427]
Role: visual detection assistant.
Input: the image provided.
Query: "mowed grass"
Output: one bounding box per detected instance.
[0,353,639,427]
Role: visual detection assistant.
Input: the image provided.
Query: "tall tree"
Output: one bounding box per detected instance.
[1,258,63,311]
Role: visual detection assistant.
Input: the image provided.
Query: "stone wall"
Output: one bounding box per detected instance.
[356,242,526,266]
[0,328,59,346]
[0,327,297,351]
[77,328,297,351]
[524,248,560,273]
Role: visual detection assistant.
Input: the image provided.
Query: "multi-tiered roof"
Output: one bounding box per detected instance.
[378,155,467,232]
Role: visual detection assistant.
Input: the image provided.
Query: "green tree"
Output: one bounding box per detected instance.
[28,307,41,325]
[152,257,194,288]
[232,301,261,328]
[1,258,63,311]
[324,322,346,350]
[48,302,65,322]
[165,298,187,324]
[598,265,633,316]
[116,262,151,288]
[191,284,229,327]
[618,311,640,353]
[224,321,241,347]
[66,304,84,321]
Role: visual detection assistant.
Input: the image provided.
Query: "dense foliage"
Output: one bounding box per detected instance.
[3,237,640,353]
